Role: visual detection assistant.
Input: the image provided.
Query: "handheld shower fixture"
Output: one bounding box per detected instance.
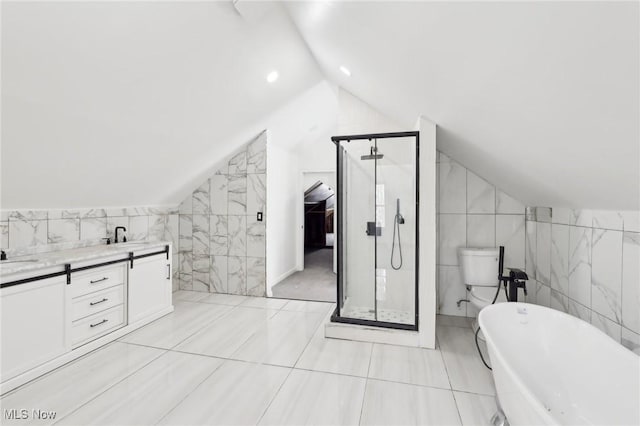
[391,198,404,270]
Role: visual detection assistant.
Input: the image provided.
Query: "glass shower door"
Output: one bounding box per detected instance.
[374,136,416,325]
[334,132,418,330]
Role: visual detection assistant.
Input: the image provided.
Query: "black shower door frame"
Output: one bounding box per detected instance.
[330,131,420,331]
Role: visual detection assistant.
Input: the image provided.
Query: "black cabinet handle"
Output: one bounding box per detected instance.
[90,277,108,284]
[90,298,108,306]
[166,264,171,280]
[90,319,108,328]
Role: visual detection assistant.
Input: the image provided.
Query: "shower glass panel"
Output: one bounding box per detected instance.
[332,131,419,330]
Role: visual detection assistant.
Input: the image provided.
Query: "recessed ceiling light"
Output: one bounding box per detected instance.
[339,66,351,77]
[266,71,279,83]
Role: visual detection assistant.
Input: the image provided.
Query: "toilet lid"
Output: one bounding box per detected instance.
[470,286,504,303]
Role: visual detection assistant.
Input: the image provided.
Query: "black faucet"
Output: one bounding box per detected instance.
[498,246,528,302]
[0,250,6,261]
[115,226,127,243]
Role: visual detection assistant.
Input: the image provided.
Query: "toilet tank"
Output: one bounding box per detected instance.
[458,248,500,286]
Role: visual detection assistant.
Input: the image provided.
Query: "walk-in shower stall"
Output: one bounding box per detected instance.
[331,131,419,330]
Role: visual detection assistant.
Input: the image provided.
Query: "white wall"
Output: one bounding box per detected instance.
[265,142,299,294]
[265,82,339,290]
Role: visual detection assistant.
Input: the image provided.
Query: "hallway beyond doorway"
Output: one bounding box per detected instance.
[271,248,335,302]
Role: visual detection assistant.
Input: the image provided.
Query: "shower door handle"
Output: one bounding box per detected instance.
[366,222,381,236]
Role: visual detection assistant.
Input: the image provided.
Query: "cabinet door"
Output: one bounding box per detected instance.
[128,254,171,324]
[1,277,68,382]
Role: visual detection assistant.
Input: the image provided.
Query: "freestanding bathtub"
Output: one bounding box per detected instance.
[479,303,640,426]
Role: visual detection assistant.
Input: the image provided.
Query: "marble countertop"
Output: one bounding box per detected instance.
[0,241,171,278]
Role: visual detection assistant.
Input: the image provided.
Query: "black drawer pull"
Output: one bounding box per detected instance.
[90,298,108,306]
[90,319,109,328]
[90,277,109,284]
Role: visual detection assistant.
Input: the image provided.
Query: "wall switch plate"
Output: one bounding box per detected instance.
[257,212,263,222]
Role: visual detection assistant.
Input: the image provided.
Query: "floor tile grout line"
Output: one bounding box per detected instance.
[119,302,238,352]
[223,308,291,361]
[450,384,467,426]
[51,346,169,425]
[152,356,230,425]
[291,308,333,369]
[254,364,296,425]
[357,344,375,426]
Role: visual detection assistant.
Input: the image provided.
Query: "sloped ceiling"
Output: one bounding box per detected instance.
[1,1,322,208]
[285,1,640,210]
[2,1,638,211]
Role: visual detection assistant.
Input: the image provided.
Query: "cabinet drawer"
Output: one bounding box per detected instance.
[71,304,124,347]
[71,285,124,321]
[71,265,126,298]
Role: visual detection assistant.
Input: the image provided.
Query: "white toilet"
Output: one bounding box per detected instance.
[458,247,507,337]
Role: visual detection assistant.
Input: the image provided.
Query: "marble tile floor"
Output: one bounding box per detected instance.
[1,292,496,426]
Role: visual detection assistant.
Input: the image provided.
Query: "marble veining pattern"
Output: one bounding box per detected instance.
[227,256,247,295]
[247,217,266,258]
[527,207,640,352]
[247,132,267,173]
[622,232,640,333]
[227,215,246,257]
[495,214,525,268]
[228,150,247,175]
[80,217,107,241]
[525,220,537,280]
[9,219,48,249]
[210,235,228,256]
[209,175,228,215]
[128,215,149,242]
[438,214,466,266]
[535,222,551,285]
[550,224,569,295]
[568,225,591,307]
[210,255,228,293]
[174,136,266,296]
[192,214,210,255]
[193,181,211,215]
[228,175,247,215]
[495,190,525,214]
[438,158,466,214]
[47,218,80,244]
[437,150,527,317]
[246,257,266,296]
[466,171,495,214]
[247,174,266,214]
[466,214,495,247]
[590,228,623,322]
[209,215,228,236]
[178,215,193,253]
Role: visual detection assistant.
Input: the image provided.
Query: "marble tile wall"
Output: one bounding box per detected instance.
[525,207,640,354]
[177,131,267,296]
[0,207,180,291]
[437,152,526,317]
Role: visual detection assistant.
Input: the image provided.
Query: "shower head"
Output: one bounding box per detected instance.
[361,146,384,161]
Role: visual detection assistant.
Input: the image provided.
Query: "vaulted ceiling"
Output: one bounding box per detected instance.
[2,1,638,210]
[1,1,322,208]
[285,1,639,210]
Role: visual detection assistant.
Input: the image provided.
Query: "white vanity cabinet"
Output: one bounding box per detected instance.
[0,276,67,382]
[128,253,171,324]
[0,242,173,394]
[69,263,127,348]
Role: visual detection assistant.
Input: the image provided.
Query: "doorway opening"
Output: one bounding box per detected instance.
[271,174,337,302]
